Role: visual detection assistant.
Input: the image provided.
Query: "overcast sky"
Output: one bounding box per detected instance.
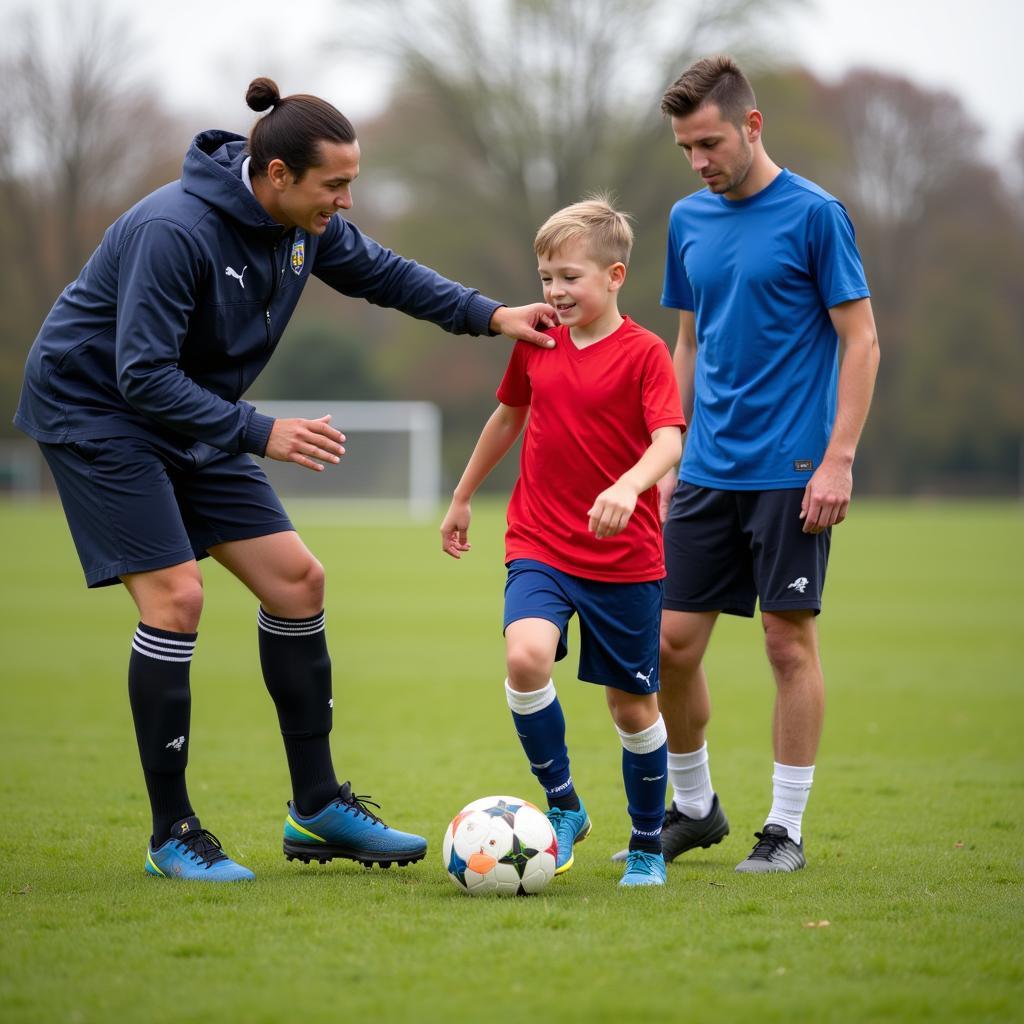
[4,0,1022,158]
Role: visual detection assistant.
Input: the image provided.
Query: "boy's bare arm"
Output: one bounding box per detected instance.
[588,426,684,539]
[440,403,529,559]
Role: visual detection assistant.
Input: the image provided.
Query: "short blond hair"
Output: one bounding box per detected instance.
[534,194,634,267]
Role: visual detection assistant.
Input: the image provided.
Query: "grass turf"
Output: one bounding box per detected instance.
[0,498,1021,1023]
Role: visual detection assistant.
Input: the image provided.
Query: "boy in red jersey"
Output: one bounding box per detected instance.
[440,197,685,887]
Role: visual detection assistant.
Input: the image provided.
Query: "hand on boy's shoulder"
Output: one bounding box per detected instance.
[490,303,558,348]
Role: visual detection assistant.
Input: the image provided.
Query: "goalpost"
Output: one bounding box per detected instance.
[2,401,443,521]
[254,401,443,521]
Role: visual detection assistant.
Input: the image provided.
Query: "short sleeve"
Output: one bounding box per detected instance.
[496,341,533,406]
[661,207,695,311]
[640,340,686,435]
[808,201,871,309]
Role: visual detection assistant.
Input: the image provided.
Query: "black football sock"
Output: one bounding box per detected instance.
[127,623,196,846]
[258,608,339,816]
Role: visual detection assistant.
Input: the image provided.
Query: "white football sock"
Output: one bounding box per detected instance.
[765,762,815,845]
[504,678,556,714]
[668,743,713,819]
[615,715,668,754]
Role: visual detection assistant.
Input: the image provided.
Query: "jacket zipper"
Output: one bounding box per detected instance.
[264,237,284,349]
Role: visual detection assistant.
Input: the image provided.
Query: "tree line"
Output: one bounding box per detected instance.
[2,0,1021,495]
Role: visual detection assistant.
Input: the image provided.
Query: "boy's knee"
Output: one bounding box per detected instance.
[505,643,551,686]
[611,701,659,735]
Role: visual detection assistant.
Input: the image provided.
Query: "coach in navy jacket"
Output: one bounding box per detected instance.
[13,78,556,883]
[16,128,529,457]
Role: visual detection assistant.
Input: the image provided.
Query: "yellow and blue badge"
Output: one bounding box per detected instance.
[290,235,305,276]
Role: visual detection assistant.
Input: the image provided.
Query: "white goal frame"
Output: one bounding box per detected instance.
[252,400,442,521]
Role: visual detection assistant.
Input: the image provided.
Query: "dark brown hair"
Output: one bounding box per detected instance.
[246,77,356,179]
[660,56,756,126]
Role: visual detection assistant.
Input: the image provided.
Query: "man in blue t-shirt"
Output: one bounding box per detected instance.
[631,56,880,873]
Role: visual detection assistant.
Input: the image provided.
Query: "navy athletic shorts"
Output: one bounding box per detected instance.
[40,436,294,588]
[503,558,663,694]
[662,482,830,617]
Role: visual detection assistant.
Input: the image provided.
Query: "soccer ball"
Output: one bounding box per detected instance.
[442,795,557,896]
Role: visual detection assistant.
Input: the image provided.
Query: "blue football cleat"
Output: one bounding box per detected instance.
[283,781,427,869]
[145,816,255,882]
[546,802,592,875]
[618,849,667,887]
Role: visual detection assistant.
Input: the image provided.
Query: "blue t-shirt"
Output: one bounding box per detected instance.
[662,168,870,489]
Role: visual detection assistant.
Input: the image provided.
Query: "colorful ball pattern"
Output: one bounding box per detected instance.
[442,795,558,896]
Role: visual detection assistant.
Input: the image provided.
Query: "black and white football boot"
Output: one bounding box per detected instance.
[734,823,806,873]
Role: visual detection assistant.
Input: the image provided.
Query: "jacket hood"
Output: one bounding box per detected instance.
[181,130,283,233]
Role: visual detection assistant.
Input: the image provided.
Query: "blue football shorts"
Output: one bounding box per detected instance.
[40,436,294,587]
[503,558,664,695]
[662,482,831,617]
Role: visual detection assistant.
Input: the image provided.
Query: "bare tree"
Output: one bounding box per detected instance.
[0,3,186,435]
[818,69,984,318]
[1012,129,1024,218]
[334,0,803,226]
[4,3,184,294]
[828,70,980,227]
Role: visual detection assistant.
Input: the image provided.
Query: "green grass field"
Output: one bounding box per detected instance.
[1,499,1021,1023]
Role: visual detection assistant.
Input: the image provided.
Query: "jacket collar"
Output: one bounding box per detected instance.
[182,130,286,238]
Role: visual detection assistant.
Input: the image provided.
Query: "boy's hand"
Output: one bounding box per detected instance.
[440,498,473,558]
[588,480,639,539]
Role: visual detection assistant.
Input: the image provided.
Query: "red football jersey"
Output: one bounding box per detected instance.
[497,317,685,582]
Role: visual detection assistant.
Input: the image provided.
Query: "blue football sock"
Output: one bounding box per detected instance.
[505,679,578,810]
[618,716,668,854]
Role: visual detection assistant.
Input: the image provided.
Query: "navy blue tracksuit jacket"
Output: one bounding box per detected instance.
[15,130,502,456]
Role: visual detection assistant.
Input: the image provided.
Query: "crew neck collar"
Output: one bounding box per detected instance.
[717,167,791,208]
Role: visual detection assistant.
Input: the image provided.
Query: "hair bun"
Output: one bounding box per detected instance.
[246,77,281,113]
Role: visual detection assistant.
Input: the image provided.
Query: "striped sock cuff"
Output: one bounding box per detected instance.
[616,715,668,755]
[505,678,556,715]
[132,624,197,663]
[258,608,326,637]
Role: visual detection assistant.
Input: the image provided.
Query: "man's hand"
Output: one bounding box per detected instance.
[490,303,558,348]
[265,415,345,472]
[800,456,852,533]
[440,497,472,558]
[588,480,640,539]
